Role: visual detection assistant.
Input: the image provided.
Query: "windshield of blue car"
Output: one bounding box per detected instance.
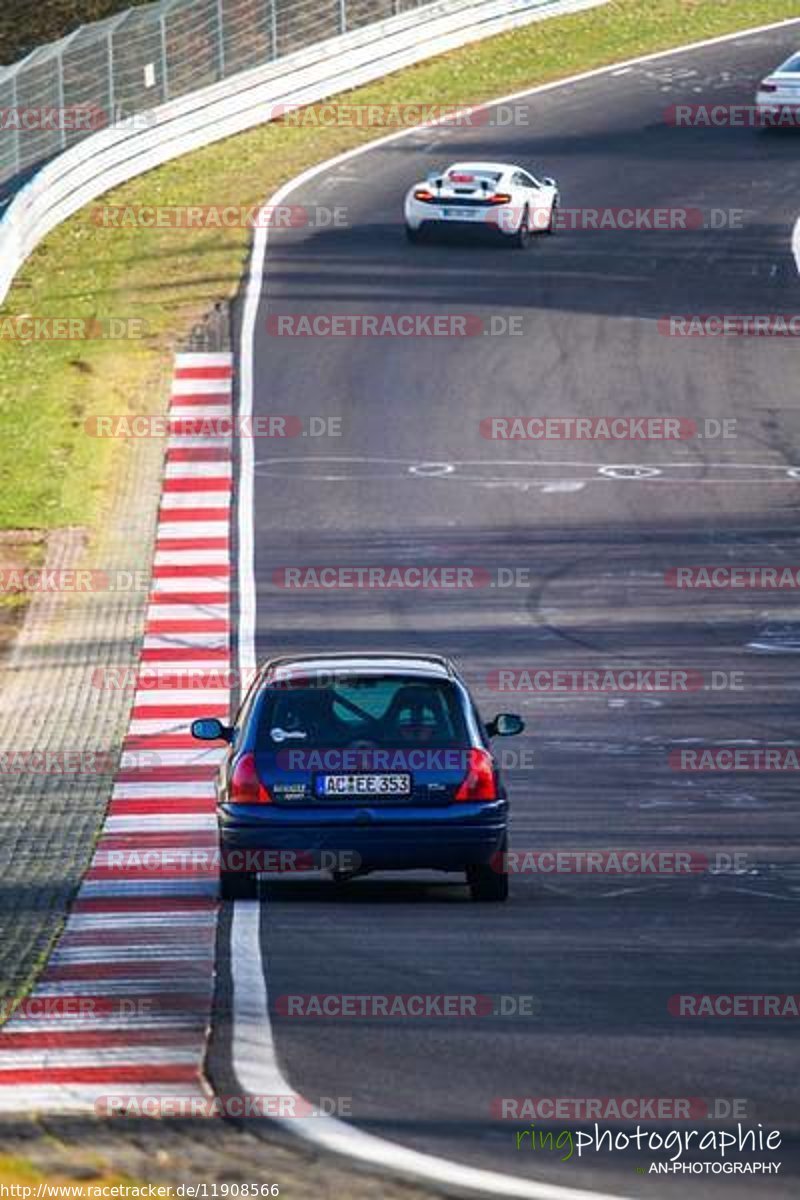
[256,675,469,751]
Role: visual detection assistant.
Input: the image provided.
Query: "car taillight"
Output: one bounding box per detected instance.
[488,192,512,205]
[759,82,778,93]
[230,752,272,805]
[455,748,497,802]
[414,189,434,201]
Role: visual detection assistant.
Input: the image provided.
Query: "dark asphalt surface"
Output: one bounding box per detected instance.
[220,22,800,1198]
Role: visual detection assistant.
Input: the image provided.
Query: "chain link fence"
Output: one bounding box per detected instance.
[0,0,435,192]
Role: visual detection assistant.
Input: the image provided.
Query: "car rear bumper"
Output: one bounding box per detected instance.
[218,801,508,870]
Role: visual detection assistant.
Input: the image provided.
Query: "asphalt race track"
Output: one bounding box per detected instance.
[215,22,800,1197]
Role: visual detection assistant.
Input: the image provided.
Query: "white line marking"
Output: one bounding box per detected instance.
[233,15,800,1197]
[231,903,626,1200]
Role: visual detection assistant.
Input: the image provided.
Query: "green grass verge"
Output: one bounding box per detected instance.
[0,1153,139,1193]
[0,0,797,530]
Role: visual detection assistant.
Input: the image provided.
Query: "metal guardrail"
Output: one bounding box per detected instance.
[0,0,432,191]
[0,0,608,307]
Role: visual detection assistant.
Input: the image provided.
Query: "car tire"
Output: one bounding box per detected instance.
[466,840,509,902]
[510,207,530,249]
[220,869,258,901]
[405,224,422,244]
[544,198,558,235]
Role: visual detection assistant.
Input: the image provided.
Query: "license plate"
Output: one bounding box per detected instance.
[316,773,412,797]
[442,207,480,219]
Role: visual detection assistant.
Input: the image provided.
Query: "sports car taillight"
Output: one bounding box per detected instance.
[759,81,778,93]
[414,189,435,202]
[487,192,512,206]
[455,748,497,802]
[230,752,272,805]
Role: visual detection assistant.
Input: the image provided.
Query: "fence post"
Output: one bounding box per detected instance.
[56,49,67,150]
[10,71,20,176]
[160,14,169,101]
[216,0,225,78]
[339,0,347,34]
[107,29,115,126]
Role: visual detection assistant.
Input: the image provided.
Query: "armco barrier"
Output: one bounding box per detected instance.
[0,0,607,307]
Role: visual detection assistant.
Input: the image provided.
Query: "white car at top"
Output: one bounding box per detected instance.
[404,161,560,247]
[755,49,800,123]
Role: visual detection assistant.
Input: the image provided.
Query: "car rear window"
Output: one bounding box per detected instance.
[256,675,469,751]
[778,54,800,73]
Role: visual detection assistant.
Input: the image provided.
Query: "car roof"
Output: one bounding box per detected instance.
[264,653,455,681]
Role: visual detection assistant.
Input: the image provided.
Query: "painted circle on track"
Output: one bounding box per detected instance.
[408,462,456,477]
[598,465,663,480]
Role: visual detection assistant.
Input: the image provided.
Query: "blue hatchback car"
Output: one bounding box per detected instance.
[192,653,524,902]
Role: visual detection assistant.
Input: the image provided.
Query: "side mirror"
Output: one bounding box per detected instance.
[542,177,557,189]
[191,717,233,742]
[486,713,525,738]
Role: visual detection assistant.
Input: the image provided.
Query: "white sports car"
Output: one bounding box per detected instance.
[404,161,559,247]
[755,50,800,124]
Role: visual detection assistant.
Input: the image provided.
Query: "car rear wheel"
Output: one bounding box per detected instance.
[220,869,258,901]
[405,224,422,244]
[509,208,530,249]
[466,839,509,902]
[544,198,558,235]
